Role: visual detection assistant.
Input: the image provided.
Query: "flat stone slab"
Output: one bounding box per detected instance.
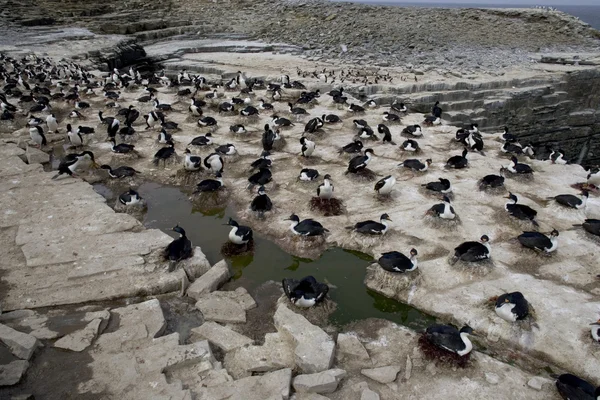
[0,156,42,177]
[54,318,102,351]
[337,333,370,361]
[0,360,29,386]
[191,321,253,352]
[0,143,26,157]
[0,323,40,360]
[293,369,347,394]
[25,146,50,164]
[205,287,257,310]
[187,260,231,300]
[274,304,335,374]
[361,365,401,384]
[224,332,294,379]
[21,229,171,267]
[197,368,292,400]
[195,296,247,324]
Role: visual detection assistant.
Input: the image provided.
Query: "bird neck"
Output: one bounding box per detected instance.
[580,195,588,208]
[458,332,473,356]
[408,254,418,270]
[289,220,299,230]
[506,198,516,205]
[548,236,558,252]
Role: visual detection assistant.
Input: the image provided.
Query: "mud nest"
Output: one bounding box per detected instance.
[571,182,598,193]
[345,168,377,182]
[309,197,345,216]
[418,334,472,368]
[221,239,255,257]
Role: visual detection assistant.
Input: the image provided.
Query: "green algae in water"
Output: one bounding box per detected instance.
[105,182,434,330]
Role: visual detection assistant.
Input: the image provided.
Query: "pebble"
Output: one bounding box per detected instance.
[485,372,500,385]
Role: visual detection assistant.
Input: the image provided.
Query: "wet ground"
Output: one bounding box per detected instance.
[94,181,435,330]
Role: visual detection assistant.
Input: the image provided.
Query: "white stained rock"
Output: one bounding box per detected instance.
[360,365,401,384]
[0,323,40,360]
[197,367,292,400]
[187,260,232,300]
[337,333,370,361]
[293,368,347,394]
[54,318,103,351]
[274,304,335,374]
[0,360,29,386]
[527,376,551,391]
[361,388,380,400]
[191,321,252,352]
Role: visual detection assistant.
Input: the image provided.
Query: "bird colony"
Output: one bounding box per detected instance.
[2,53,600,397]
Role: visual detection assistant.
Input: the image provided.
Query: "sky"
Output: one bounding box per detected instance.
[338,0,600,5]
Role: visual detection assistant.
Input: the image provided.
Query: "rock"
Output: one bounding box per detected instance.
[485,372,500,385]
[0,360,29,386]
[527,376,550,390]
[293,368,347,394]
[196,295,247,324]
[178,246,211,280]
[292,394,330,400]
[25,146,50,164]
[273,304,335,374]
[191,321,252,352]
[361,388,380,400]
[187,260,231,300]
[207,287,257,310]
[0,323,40,360]
[405,355,412,381]
[337,333,370,361]
[224,332,294,379]
[426,362,437,376]
[360,365,401,384]
[197,368,292,400]
[54,318,102,351]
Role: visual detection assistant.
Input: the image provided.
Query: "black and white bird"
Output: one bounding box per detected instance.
[158,129,172,144]
[250,151,272,170]
[382,111,401,122]
[357,126,377,140]
[164,225,193,262]
[479,172,505,190]
[189,133,213,146]
[272,115,294,127]
[204,153,224,174]
[348,103,365,113]
[422,178,452,194]
[216,143,237,156]
[425,324,475,356]
[377,249,418,273]
[46,114,58,133]
[258,99,273,110]
[495,292,529,322]
[53,151,98,179]
[262,125,279,152]
[591,319,600,342]
[286,214,328,237]
[300,136,316,157]
[378,124,396,145]
[304,117,324,134]
[322,114,341,124]
[248,167,272,187]
[505,193,538,225]
[282,276,329,308]
[586,169,600,188]
[339,139,363,154]
[506,156,533,175]
[225,218,253,246]
[401,124,423,137]
[401,139,419,152]
[347,213,392,235]
[452,235,491,263]
[374,175,396,196]
[554,374,599,400]
[240,105,259,117]
[109,138,135,154]
[317,174,334,199]
[549,149,568,165]
[347,149,375,173]
[29,126,46,147]
[100,164,140,178]
[119,188,143,206]
[353,119,369,129]
[288,102,307,115]
[549,191,588,209]
[398,158,431,172]
[446,149,468,169]
[391,102,407,113]
[500,126,517,142]
[517,230,559,253]
[299,168,319,181]
[195,172,224,193]
[427,195,456,220]
[250,185,272,215]
[576,219,600,236]
[153,140,176,166]
[183,149,202,171]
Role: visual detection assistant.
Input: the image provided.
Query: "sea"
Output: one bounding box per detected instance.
[331,1,600,30]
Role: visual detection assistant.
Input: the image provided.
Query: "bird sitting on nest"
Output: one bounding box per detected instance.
[282,276,329,308]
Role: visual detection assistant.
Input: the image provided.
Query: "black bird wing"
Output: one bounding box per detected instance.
[554,194,579,208]
[518,231,550,249]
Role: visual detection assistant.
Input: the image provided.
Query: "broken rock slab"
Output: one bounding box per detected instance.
[293,368,347,394]
[54,318,103,352]
[0,323,40,360]
[187,259,231,300]
[178,246,211,280]
[361,388,380,400]
[291,394,331,400]
[360,365,401,384]
[274,304,335,374]
[25,146,50,164]
[196,367,292,400]
[195,287,256,324]
[224,332,294,379]
[337,333,370,361]
[191,321,253,352]
[0,360,29,386]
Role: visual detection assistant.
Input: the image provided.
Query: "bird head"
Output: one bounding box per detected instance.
[460,325,475,335]
[323,174,332,180]
[550,229,559,237]
[410,248,418,256]
[480,235,490,243]
[380,213,392,222]
[285,214,300,223]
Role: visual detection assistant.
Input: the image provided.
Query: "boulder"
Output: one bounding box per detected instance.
[187,260,231,300]
[293,369,347,394]
[178,247,211,280]
[361,388,380,400]
[224,332,294,379]
[191,321,252,352]
[54,318,103,351]
[25,146,50,164]
[360,365,401,384]
[197,367,292,400]
[273,304,335,374]
[196,296,247,324]
[337,333,370,361]
[0,323,40,360]
[0,360,29,386]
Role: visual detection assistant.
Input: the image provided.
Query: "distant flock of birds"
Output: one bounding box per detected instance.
[1,52,599,398]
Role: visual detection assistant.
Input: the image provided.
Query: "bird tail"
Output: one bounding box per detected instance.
[134,169,142,174]
[344,225,354,230]
[323,228,330,232]
[51,173,60,180]
[572,223,582,227]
